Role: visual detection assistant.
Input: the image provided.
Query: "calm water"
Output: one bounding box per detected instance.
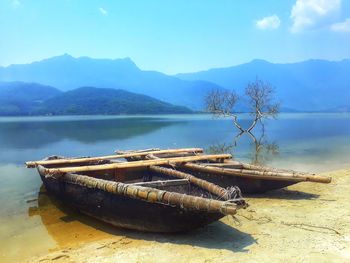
[1,113,350,262]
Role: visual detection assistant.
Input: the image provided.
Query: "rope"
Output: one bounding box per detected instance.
[222,186,247,208]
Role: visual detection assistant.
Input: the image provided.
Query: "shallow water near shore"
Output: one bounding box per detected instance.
[1,113,350,262]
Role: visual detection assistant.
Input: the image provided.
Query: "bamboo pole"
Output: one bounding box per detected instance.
[43,154,232,174]
[148,166,231,199]
[131,179,189,187]
[199,162,310,177]
[59,171,238,215]
[223,159,312,175]
[120,149,331,183]
[117,148,161,153]
[181,163,331,183]
[25,148,204,168]
[140,153,330,184]
[144,153,304,181]
[144,154,233,199]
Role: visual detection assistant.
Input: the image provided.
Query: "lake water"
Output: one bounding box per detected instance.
[1,113,350,262]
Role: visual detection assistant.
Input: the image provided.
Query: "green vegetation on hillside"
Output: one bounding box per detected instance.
[0,82,192,116]
[0,82,61,115]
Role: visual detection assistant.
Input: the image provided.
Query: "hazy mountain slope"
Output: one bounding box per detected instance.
[0,82,61,115]
[0,83,192,116]
[2,55,349,111]
[0,54,221,109]
[176,59,350,111]
[36,87,192,115]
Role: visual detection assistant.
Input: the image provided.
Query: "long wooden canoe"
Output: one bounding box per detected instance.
[28,156,246,233]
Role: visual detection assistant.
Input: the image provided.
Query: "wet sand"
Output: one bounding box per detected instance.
[27,169,350,263]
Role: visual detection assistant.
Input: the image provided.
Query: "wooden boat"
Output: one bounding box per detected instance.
[26,149,246,233]
[115,148,332,194]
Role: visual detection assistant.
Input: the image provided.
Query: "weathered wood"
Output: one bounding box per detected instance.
[198,160,311,176]
[143,154,232,199]
[43,154,232,174]
[223,159,311,175]
[140,152,330,183]
[117,148,161,153]
[25,148,204,168]
[181,162,331,183]
[199,163,307,177]
[55,171,238,215]
[148,166,231,199]
[130,179,189,187]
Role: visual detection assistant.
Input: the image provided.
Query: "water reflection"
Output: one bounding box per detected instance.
[28,186,114,248]
[1,113,350,262]
[0,117,183,150]
[207,127,280,166]
[28,186,255,252]
[238,130,279,166]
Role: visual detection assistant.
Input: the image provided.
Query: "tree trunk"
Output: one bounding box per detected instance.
[232,115,245,132]
[246,115,260,132]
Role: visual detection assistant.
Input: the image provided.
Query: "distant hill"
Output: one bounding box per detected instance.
[0,82,61,115]
[37,87,192,115]
[0,54,221,109]
[0,82,192,116]
[176,59,350,111]
[1,55,350,111]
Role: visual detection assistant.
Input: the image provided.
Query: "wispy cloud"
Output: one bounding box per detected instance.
[331,18,350,32]
[12,0,21,8]
[256,15,281,30]
[99,7,108,16]
[290,0,341,33]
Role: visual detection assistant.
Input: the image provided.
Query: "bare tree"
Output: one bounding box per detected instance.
[205,78,279,133]
[245,79,279,132]
[205,89,244,132]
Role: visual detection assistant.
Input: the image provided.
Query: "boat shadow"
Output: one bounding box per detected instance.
[247,188,319,200]
[104,219,255,253]
[28,186,255,253]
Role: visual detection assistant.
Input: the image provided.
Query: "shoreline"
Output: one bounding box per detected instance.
[27,168,350,262]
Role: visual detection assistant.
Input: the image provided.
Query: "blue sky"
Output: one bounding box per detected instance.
[1,0,350,73]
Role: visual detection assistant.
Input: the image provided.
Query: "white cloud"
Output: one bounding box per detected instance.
[256,15,281,30]
[99,7,108,16]
[290,0,341,33]
[331,18,350,32]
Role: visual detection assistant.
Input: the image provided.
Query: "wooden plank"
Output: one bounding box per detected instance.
[182,163,332,183]
[130,179,190,187]
[25,148,204,168]
[142,153,331,184]
[116,148,160,154]
[43,154,232,174]
[149,165,230,198]
[223,159,311,174]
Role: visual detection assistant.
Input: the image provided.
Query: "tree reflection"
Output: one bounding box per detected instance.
[207,127,279,166]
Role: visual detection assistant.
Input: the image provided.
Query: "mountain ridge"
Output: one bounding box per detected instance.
[0,82,192,116]
[176,58,350,111]
[0,54,220,109]
[1,55,350,111]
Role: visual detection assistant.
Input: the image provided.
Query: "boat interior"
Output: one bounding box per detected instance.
[40,156,223,200]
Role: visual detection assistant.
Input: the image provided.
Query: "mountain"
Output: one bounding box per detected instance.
[0,82,61,115]
[0,82,192,115]
[0,54,221,109]
[37,87,192,115]
[1,55,349,112]
[176,59,350,111]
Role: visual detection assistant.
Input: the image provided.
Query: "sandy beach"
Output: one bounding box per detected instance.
[27,168,350,263]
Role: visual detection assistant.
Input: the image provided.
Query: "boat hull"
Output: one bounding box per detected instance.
[39,174,225,233]
[178,169,296,194]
